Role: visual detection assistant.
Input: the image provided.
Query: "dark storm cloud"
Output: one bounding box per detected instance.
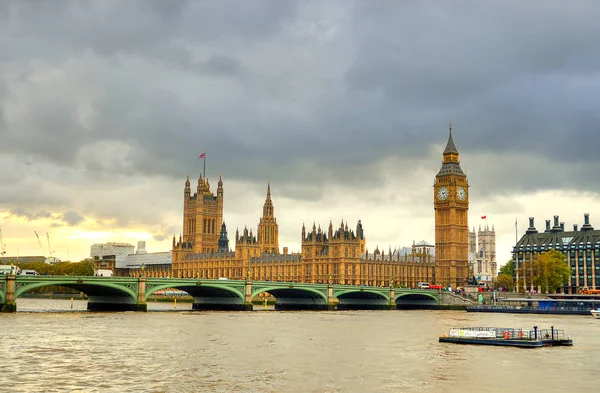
[6,208,86,226]
[8,208,53,221]
[62,211,85,226]
[1,0,600,212]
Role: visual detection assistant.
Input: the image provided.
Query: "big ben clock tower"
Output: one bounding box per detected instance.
[434,123,469,289]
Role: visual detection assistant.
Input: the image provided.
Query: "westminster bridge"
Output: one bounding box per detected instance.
[0,275,449,312]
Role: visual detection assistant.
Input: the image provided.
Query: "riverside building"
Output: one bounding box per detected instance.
[170,178,435,287]
[93,127,474,288]
[513,214,600,293]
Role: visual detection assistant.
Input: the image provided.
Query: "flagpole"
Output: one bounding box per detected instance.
[203,149,206,178]
[515,217,519,293]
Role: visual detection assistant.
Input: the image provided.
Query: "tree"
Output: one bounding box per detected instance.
[495,274,514,291]
[499,260,515,278]
[15,260,94,276]
[495,260,516,291]
[532,250,571,293]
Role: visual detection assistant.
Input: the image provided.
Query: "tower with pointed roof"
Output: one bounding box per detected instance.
[218,222,229,252]
[173,173,224,275]
[434,123,469,288]
[257,182,279,253]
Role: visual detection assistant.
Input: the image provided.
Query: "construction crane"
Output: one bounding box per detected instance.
[34,231,45,256]
[46,232,54,258]
[0,226,6,256]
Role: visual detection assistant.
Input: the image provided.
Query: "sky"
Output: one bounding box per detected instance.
[1,1,599,267]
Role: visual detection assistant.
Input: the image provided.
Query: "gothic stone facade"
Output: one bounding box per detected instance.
[468,224,497,283]
[168,173,434,287]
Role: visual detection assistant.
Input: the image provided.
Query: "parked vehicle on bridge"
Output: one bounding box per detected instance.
[0,265,21,275]
[417,282,430,289]
[94,269,114,277]
[20,269,39,276]
[580,288,600,295]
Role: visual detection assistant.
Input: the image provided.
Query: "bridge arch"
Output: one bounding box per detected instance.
[334,289,391,310]
[395,292,439,309]
[14,280,137,300]
[252,285,329,310]
[145,283,245,303]
[14,278,140,311]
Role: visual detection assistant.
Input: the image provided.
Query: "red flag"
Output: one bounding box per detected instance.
[481,215,486,219]
[199,153,205,159]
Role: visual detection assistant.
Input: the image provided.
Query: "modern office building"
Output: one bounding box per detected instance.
[513,214,600,293]
[91,241,172,277]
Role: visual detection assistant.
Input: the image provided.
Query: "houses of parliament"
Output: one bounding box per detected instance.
[98,127,470,289]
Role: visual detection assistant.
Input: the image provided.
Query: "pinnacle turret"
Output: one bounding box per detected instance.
[262,182,274,218]
[443,121,459,155]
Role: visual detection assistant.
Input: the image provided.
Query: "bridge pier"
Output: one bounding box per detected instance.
[389,287,396,310]
[136,278,147,312]
[1,275,17,313]
[244,280,253,311]
[327,285,336,311]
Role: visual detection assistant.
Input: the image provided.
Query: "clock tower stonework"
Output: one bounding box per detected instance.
[434,124,469,288]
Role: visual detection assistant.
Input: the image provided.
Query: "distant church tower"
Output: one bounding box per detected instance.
[477,224,496,262]
[257,182,279,253]
[468,224,497,283]
[434,123,469,288]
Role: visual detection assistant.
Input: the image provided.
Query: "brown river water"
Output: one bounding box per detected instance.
[0,298,598,392]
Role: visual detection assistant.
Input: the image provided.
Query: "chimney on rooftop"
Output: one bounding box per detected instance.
[545,220,551,232]
[581,213,594,231]
[526,217,538,234]
[573,224,578,231]
[560,222,564,232]
[136,241,147,254]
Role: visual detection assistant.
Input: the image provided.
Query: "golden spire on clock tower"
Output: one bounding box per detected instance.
[434,122,469,289]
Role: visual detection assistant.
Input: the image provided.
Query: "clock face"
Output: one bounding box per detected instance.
[457,186,467,201]
[437,186,449,201]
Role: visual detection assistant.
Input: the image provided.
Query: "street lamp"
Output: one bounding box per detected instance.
[247,268,251,281]
[140,263,145,278]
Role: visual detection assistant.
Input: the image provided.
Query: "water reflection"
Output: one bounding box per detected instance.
[1,299,597,392]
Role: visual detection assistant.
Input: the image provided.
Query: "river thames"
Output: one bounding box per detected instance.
[1,298,597,392]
